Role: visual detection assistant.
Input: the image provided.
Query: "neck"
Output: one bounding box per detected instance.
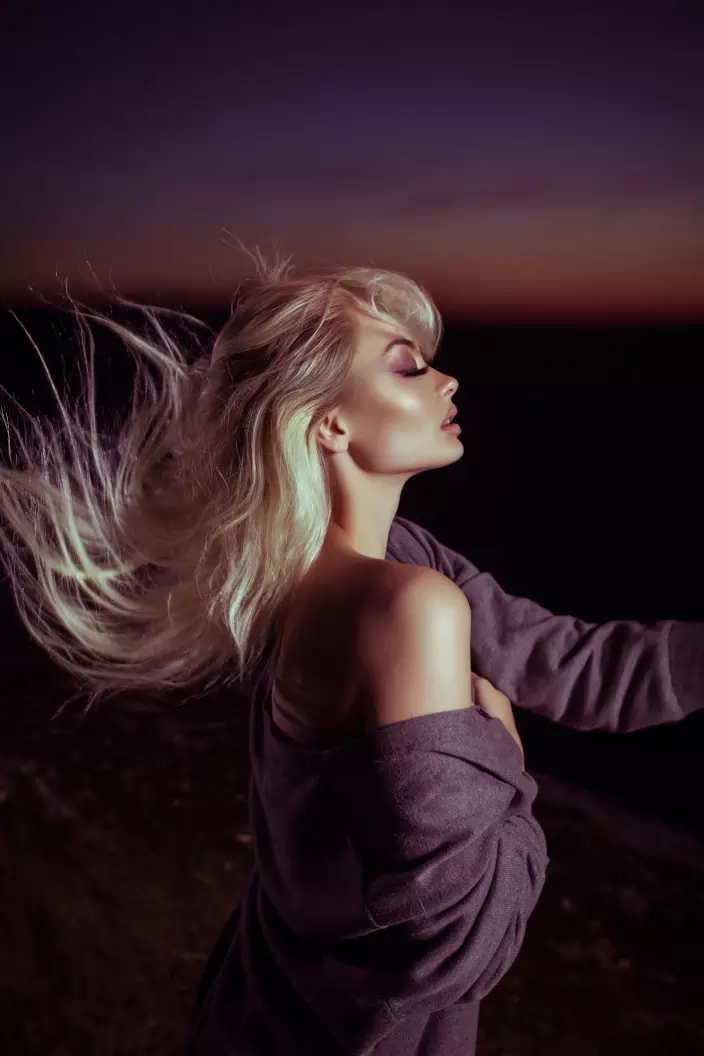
[324,510,397,562]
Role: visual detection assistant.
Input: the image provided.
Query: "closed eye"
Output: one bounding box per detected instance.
[399,367,429,378]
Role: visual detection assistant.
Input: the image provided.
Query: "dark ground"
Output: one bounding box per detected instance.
[1,636,703,1056]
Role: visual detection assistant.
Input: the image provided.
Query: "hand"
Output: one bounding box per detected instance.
[471,673,526,771]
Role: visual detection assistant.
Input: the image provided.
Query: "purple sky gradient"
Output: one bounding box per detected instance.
[2,0,703,319]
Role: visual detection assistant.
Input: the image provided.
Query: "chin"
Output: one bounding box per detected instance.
[440,440,464,464]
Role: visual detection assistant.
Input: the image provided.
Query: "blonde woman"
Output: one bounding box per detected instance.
[4,248,693,1053]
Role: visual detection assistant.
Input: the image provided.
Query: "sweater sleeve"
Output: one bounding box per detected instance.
[332,706,549,1021]
[387,514,696,732]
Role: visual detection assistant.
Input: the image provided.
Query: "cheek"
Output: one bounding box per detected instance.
[374,402,432,455]
[394,396,430,431]
[348,383,428,447]
[351,404,416,461]
[384,385,427,418]
[376,400,426,440]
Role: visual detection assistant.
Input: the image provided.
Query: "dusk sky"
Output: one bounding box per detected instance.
[2,0,703,320]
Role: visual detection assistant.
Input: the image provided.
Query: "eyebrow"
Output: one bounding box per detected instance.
[381,337,418,357]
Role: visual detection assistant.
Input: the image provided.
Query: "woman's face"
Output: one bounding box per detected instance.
[318,311,462,476]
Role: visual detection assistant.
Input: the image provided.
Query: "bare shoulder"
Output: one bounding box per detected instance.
[355,563,472,730]
[360,561,471,618]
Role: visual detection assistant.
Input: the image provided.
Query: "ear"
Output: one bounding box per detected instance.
[317,413,349,454]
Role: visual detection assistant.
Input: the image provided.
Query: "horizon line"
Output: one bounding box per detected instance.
[1,287,703,327]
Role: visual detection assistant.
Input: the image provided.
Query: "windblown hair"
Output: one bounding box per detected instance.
[0,247,442,711]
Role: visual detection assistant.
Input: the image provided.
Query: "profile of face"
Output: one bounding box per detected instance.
[317,311,463,481]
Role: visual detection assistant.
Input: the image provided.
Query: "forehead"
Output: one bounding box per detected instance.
[352,311,412,356]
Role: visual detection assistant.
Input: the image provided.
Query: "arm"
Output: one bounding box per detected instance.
[386,515,702,732]
[336,729,548,1020]
[334,571,548,1020]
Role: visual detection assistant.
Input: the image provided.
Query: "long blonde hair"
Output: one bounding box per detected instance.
[0,246,443,711]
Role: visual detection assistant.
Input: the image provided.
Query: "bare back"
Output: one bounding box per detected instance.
[271,552,395,743]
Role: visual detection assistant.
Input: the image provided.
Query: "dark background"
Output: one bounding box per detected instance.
[4,309,703,831]
[1,310,702,1053]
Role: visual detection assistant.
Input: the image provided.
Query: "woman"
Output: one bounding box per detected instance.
[0,247,548,1054]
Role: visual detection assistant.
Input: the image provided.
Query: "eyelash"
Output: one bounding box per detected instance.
[399,367,429,378]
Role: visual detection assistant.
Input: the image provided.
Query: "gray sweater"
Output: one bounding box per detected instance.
[186,515,701,1054]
